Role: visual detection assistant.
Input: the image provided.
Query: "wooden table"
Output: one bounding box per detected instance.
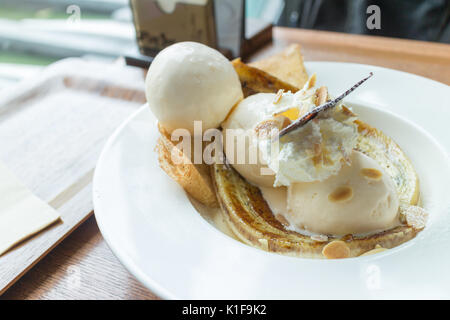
[2,27,449,300]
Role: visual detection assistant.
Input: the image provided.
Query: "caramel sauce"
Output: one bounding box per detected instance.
[361,168,382,181]
[328,186,353,203]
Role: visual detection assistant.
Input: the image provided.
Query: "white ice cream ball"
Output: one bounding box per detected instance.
[145,42,243,134]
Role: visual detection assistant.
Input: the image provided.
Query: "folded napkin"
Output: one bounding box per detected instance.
[0,162,60,256]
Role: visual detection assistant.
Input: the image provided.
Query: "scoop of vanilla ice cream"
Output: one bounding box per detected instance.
[221,93,277,187]
[145,42,243,133]
[284,150,400,236]
[222,84,358,187]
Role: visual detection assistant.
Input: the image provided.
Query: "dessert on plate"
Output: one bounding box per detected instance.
[146,41,427,259]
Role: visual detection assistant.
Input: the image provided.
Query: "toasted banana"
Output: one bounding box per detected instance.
[355,120,419,205]
[212,119,420,258]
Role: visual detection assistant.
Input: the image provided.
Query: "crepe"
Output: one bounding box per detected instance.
[156,123,218,207]
[250,44,309,89]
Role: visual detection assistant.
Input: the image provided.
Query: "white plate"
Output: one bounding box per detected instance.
[93,62,450,299]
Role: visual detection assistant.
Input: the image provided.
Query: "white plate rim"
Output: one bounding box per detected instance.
[93,61,450,299]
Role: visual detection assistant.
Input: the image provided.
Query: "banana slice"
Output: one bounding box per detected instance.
[355,120,419,205]
[212,120,420,258]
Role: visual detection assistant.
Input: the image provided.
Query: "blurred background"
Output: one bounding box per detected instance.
[0,0,448,88]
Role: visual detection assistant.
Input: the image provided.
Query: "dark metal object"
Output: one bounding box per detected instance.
[130,0,217,57]
[279,72,373,137]
[124,51,154,69]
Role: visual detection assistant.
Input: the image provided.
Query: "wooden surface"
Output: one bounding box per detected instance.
[0,59,147,298]
[1,215,157,300]
[250,27,450,85]
[2,27,449,300]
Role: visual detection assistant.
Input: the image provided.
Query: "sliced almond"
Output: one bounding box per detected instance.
[315,86,328,106]
[322,240,350,259]
[307,73,316,89]
[400,205,428,230]
[328,186,353,203]
[254,115,291,138]
[273,89,284,104]
[360,168,383,181]
[341,105,356,117]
